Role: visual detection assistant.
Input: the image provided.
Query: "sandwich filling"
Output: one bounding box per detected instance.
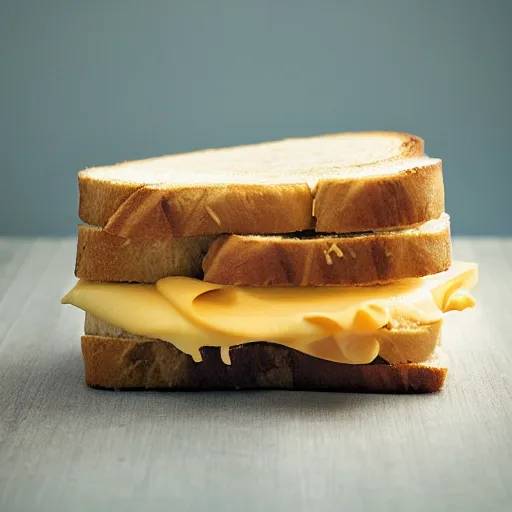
[62,261,477,365]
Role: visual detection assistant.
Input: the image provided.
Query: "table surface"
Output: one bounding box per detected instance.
[0,237,511,512]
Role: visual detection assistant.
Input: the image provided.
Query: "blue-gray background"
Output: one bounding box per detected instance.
[1,0,510,236]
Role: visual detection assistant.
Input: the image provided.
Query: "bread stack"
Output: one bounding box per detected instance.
[63,132,477,393]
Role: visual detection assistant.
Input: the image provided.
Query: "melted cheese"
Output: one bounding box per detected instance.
[62,262,477,364]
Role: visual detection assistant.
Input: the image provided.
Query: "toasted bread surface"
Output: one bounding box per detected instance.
[203,215,451,286]
[76,225,213,282]
[76,216,450,285]
[78,132,441,237]
[81,335,447,393]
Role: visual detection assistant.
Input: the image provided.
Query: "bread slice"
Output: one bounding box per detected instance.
[81,315,445,392]
[203,214,451,286]
[75,225,213,282]
[75,215,450,286]
[78,132,443,238]
[81,335,447,393]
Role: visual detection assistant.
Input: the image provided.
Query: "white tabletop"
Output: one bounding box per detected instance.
[0,237,510,512]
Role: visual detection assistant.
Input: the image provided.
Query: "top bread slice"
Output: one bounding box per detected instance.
[78,132,444,238]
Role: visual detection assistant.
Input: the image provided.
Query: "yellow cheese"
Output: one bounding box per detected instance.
[62,261,477,364]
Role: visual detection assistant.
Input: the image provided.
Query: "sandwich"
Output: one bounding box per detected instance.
[62,131,478,393]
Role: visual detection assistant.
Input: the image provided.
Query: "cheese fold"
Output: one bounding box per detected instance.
[62,262,477,364]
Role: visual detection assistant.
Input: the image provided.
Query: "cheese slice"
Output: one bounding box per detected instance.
[62,261,477,364]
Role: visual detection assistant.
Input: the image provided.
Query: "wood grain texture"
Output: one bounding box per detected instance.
[0,237,511,512]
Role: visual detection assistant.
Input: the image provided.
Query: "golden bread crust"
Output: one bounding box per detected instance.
[78,132,435,237]
[75,225,213,282]
[81,335,447,393]
[202,216,451,286]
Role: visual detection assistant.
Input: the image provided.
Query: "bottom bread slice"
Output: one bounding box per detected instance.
[81,335,447,393]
